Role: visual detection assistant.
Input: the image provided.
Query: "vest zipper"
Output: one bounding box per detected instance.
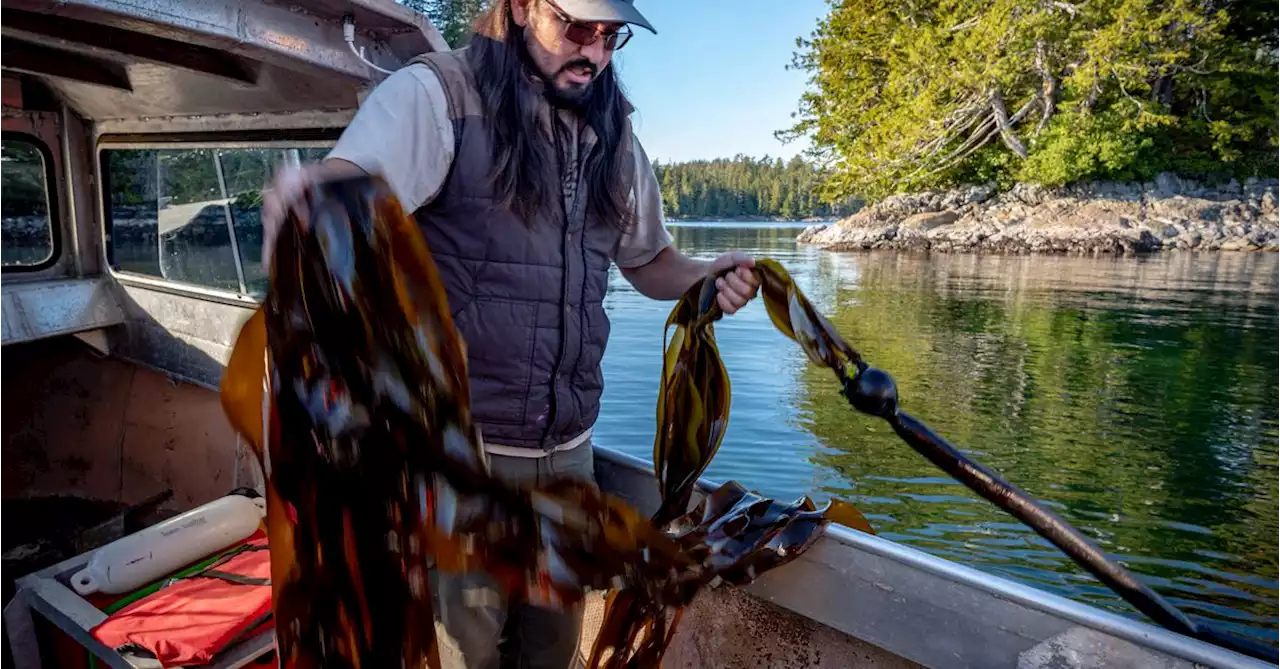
[539,117,575,451]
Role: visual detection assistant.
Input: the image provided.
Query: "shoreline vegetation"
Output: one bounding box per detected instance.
[666,215,832,224]
[772,0,1278,256]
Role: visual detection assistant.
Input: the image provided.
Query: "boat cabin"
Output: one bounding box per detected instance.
[0,1,1270,668]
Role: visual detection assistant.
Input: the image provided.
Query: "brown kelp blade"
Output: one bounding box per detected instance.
[650,261,873,535]
[223,175,878,669]
[221,175,701,668]
[825,498,876,535]
[221,176,458,668]
[652,280,731,526]
[588,478,862,666]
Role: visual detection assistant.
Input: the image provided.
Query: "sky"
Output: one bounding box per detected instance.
[609,0,831,165]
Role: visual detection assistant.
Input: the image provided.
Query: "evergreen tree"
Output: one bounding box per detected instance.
[651,155,858,220]
[400,0,488,47]
[779,0,1278,201]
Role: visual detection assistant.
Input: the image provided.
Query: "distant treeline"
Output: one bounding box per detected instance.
[654,156,858,221]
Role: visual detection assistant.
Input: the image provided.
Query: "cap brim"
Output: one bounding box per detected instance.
[552,0,657,34]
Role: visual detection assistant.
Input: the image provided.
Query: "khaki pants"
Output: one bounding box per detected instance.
[431,443,596,669]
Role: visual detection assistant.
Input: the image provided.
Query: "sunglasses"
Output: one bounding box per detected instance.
[544,0,634,51]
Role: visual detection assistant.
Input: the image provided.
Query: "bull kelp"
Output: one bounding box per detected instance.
[221,174,1274,666]
[219,176,856,668]
[645,256,1276,663]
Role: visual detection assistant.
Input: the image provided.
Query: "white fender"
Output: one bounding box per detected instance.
[70,493,267,596]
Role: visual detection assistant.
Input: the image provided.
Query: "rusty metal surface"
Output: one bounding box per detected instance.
[2,73,24,108]
[117,367,239,508]
[1,0,444,122]
[93,109,355,135]
[2,335,241,510]
[1,337,133,502]
[660,586,922,669]
[0,279,126,346]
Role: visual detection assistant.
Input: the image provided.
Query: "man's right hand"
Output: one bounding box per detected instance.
[259,159,365,272]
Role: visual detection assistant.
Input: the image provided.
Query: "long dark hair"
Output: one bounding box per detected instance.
[467,0,635,230]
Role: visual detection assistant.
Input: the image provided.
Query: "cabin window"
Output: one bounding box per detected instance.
[2,135,57,268]
[102,146,331,299]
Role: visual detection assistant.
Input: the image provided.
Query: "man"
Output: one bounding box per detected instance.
[258,0,760,667]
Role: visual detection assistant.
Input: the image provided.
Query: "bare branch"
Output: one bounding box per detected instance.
[917,121,999,179]
[991,91,1029,159]
[1034,41,1059,134]
[949,17,981,32]
[1111,67,1144,114]
[894,92,990,170]
[1008,95,1039,125]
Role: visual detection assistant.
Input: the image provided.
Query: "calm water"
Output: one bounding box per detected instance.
[596,222,1279,646]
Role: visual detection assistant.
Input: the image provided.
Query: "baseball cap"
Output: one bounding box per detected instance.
[552,0,657,34]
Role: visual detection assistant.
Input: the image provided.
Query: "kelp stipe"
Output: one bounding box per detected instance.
[654,258,1277,665]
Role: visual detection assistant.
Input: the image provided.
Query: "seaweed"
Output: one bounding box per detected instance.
[219,175,870,668]
[221,170,1279,666]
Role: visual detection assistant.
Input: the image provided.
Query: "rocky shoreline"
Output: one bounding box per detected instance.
[797,174,1279,254]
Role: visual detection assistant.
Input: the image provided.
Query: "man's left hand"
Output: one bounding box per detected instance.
[709,251,761,315]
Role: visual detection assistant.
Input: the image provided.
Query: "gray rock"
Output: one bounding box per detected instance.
[804,176,1280,255]
[795,224,829,244]
[1220,238,1251,251]
[1262,192,1277,216]
[968,183,997,204]
[1154,172,1184,195]
[901,211,959,231]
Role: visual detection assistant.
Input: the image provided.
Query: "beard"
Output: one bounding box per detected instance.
[543,58,597,109]
[520,32,597,110]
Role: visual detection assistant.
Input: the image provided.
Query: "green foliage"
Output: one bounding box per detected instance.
[654,155,859,220]
[781,0,1279,201]
[1,139,49,218]
[399,0,488,47]
[1017,110,1163,186]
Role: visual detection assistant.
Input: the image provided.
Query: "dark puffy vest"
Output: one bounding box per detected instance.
[407,49,634,451]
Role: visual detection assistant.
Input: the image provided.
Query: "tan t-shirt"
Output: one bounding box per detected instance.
[326,64,673,269]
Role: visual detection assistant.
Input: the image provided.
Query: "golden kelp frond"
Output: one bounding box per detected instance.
[652,284,730,526]
[594,256,883,666]
[650,259,872,533]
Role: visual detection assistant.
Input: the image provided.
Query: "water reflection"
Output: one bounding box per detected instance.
[598,225,1279,645]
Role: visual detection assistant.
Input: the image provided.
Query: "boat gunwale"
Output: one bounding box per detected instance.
[590,446,1276,669]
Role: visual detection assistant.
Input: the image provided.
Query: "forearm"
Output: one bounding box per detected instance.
[619,246,712,300]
